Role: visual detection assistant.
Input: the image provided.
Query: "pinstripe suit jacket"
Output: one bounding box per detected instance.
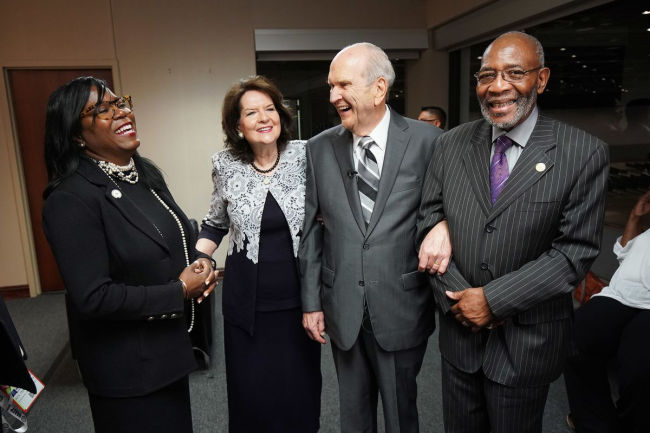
[417,114,609,387]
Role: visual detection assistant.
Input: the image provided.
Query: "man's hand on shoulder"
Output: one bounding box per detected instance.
[302,311,327,344]
[418,220,451,274]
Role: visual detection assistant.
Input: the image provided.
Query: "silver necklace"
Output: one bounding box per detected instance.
[96,158,139,184]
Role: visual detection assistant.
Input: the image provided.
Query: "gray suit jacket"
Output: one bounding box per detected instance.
[417,114,609,387]
[300,111,441,352]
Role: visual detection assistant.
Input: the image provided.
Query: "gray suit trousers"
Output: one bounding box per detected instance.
[331,313,427,433]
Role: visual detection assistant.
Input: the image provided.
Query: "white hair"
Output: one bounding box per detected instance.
[335,42,396,88]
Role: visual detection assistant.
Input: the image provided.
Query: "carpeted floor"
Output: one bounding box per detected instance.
[6,291,572,432]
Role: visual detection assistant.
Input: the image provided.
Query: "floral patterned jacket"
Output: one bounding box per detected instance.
[202,140,306,264]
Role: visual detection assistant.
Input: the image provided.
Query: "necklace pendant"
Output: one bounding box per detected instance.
[263,177,270,185]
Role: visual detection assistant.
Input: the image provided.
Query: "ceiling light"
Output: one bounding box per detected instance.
[642,10,650,15]
[571,54,577,58]
[560,47,566,51]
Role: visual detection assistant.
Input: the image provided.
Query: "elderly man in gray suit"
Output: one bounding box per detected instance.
[299,42,446,433]
[417,31,609,433]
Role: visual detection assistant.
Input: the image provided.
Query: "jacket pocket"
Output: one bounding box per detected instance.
[321,267,335,288]
[392,179,421,193]
[401,270,428,291]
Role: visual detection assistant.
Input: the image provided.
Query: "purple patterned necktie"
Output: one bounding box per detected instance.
[490,135,514,204]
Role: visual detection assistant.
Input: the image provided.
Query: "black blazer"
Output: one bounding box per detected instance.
[42,158,197,398]
[0,294,36,392]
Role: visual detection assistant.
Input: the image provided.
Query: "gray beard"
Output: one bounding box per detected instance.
[480,88,537,130]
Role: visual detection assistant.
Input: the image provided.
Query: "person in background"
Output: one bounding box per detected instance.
[417,31,608,433]
[196,76,321,433]
[42,76,217,433]
[300,42,447,433]
[564,189,650,433]
[418,105,446,130]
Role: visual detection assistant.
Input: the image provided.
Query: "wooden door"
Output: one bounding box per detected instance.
[6,69,114,294]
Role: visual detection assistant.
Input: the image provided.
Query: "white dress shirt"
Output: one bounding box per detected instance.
[490,106,539,172]
[353,107,391,173]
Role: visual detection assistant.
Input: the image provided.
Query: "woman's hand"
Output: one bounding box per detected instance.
[194,258,221,303]
[178,260,217,302]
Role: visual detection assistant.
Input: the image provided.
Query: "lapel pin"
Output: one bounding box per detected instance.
[111,189,122,199]
[535,163,546,172]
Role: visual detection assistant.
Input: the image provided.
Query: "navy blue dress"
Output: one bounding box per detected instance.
[202,193,321,433]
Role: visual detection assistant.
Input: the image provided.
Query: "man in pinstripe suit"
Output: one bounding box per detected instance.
[417,31,609,433]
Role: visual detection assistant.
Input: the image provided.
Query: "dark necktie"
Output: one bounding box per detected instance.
[357,136,380,225]
[490,135,514,204]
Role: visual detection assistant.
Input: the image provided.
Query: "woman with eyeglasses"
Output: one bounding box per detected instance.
[42,76,218,432]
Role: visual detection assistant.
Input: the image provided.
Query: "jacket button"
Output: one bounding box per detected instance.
[485,225,495,233]
[160,314,168,320]
[170,313,179,319]
[363,244,369,250]
[146,316,155,321]
[480,263,489,270]
[358,281,365,286]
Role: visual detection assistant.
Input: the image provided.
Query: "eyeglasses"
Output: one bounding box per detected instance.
[474,67,543,85]
[79,95,133,120]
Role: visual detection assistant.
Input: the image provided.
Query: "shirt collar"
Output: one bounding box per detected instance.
[491,105,538,147]
[353,106,391,150]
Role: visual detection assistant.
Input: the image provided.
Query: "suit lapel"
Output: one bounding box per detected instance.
[366,113,409,235]
[462,121,492,217]
[488,115,556,220]
[77,159,170,252]
[332,127,367,233]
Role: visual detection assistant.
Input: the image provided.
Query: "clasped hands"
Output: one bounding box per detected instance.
[178,258,221,303]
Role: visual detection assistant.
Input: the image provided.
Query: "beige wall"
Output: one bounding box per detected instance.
[0,0,117,294]
[2,0,464,292]
[406,48,449,121]
[425,0,494,28]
